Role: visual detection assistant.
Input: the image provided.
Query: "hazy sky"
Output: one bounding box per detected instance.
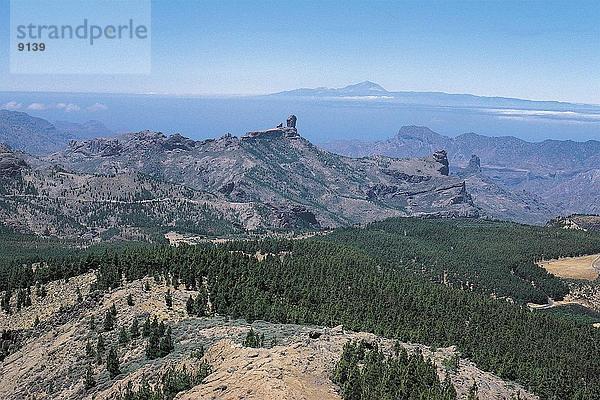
[1,0,599,104]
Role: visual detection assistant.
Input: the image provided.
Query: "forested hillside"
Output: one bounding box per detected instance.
[2,218,600,399]
[322,218,600,304]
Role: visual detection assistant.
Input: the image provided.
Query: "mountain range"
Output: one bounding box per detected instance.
[272,81,600,113]
[0,112,479,240]
[0,110,112,156]
[0,109,598,239]
[322,125,600,219]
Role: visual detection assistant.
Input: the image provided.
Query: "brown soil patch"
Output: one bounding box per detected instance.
[538,254,600,281]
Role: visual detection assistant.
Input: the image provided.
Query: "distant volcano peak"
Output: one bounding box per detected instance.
[340,81,388,93]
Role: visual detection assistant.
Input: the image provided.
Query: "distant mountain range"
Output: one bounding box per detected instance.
[321,126,600,219]
[0,113,481,239]
[1,109,598,236]
[272,81,600,113]
[0,110,112,155]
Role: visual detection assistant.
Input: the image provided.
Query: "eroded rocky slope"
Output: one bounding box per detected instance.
[322,125,600,222]
[0,116,478,239]
[0,274,536,400]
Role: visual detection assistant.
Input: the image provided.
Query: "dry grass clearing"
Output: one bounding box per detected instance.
[538,254,600,281]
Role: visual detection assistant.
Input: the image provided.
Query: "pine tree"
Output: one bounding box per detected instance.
[130,318,140,338]
[196,294,206,316]
[243,328,264,348]
[89,315,96,331]
[106,347,120,378]
[142,316,151,337]
[110,303,117,317]
[165,289,173,309]
[159,326,174,357]
[146,331,160,360]
[2,290,12,315]
[158,320,166,337]
[33,315,40,327]
[119,326,129,344]
[103,309,114,331]
[84,364,96,390]
[127,294,134,306]
[186,295,194,315]
[76,287,83,303]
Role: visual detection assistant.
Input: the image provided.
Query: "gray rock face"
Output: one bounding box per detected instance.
[38,116,477,233]
[321,125,600,223]
[243,116,300,140]
[466,155,482,174]
[69,137,122,157]
[432,150,450,176]
[0,145,28,177]
[242,127,299,140]
[271,204,319,229]
[286,115,297,128]
[163,134,197,151]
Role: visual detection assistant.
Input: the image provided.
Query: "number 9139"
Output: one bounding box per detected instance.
[17,43,45,52]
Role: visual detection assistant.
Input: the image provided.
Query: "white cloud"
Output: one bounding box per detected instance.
[1,101,23,110]
[27,102,48,110]
[56,103,81,112]
[488,108,600,120]
[86,102,108,112]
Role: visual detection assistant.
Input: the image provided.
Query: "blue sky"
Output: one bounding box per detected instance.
[1,0,599,104]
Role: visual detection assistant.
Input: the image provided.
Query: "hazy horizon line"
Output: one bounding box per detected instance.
[1,83,599,108]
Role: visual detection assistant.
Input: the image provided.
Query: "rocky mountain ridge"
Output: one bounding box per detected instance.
[322,125,600,221]
[0,116,478,239]
[0,110,112,156]
[42,116,477,229]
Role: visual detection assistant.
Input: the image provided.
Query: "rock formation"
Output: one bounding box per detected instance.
[465,155,482,174]
[0,144,28,177]
[432,150,450,176]
[286,115,297,128]
[243,116,300,140]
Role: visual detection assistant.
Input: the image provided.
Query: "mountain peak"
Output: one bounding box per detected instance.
[396,126,444,141]
[339,81,388,94]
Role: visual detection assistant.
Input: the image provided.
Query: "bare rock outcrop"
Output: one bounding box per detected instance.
[0,144,28,177]
[432,149,450,176]
[286,114,297,128]
[465,154,482,174]
[243,116,300,140]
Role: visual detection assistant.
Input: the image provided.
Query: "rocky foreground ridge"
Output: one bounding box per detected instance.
[0,273,536,400]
